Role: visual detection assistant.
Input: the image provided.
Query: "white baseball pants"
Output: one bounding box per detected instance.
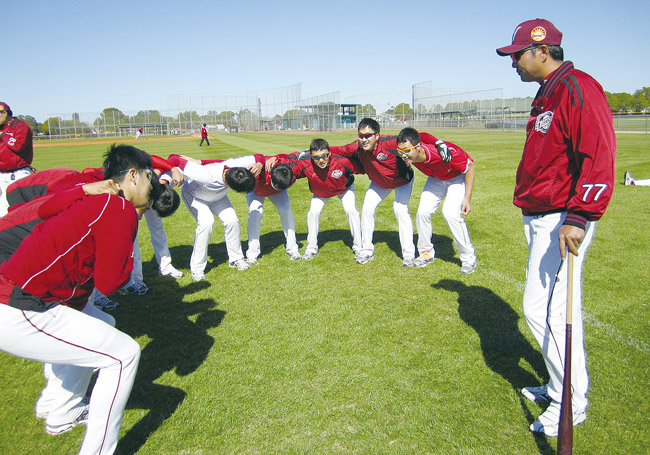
[128,210,176,282]
[360,180,415,259]
[0,167,33,217]
[0,303,141,455]
[416,174,476,265]
[35,303,115,425]
[245,190,298,260]
[305,186,361,255]
[182,190,243,276]
[522,212,595,414]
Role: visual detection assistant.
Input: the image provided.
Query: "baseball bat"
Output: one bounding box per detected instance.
[557,252,574,454]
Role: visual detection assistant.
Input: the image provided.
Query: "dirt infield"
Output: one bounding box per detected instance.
[34,135,196,148]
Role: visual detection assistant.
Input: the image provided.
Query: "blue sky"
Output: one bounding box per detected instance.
[6,0,649,121]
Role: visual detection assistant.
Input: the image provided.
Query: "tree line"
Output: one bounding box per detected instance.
[14,88,650,135]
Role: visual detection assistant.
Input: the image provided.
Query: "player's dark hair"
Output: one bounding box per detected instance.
[4,108,13,117]
[151,183,180,218]
[224,167,256,193]
[203,123,207,127]
[309,138,330,152]
[102,144,153,182]
[397,127,421,146]
[358,118,380,134]
[270,164,294,190]
[532,45,564,62]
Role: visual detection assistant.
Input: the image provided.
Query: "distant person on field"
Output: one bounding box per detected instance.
[623,171,650,186]
[497,18,616,437]
[200,123,210,146]
[135,127,143,140]
[0,102,34,216]
[396,127,477,274]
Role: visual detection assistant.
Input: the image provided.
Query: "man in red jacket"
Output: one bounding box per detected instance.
[0,102,34,216]
[0,144,155,454]
[497,18,616,437]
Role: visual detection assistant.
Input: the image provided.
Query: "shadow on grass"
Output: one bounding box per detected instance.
[432,279,554,455]
[113,275,225,455]
[166,229,460,268]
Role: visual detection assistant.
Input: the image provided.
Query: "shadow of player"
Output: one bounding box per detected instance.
[112,277,225,455]
[432,279,554,454]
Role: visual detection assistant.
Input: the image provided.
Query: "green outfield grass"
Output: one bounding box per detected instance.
[1,131,648,454]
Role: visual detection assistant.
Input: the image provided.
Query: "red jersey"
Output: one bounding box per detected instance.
[201,127,208,138]
[0,193,137,311]
[286,153,364,198]
[330,135,414,189]
[252,155,295,197]
[0,117,33,171]
[6,167,104,212]
[515,61,616,227]
[412,141,473,181]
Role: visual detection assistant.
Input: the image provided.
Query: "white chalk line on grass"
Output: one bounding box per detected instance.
[482,267,650,354]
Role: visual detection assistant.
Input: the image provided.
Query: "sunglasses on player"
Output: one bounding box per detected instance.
[396,145,418,157]
[312,152,330,162]
[511,45,538,62]
[358,132,378,139]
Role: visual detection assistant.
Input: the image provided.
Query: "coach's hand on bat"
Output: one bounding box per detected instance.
[559,225,584,259]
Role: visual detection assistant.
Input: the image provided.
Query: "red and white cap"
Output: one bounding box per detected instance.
[496,19,562,56]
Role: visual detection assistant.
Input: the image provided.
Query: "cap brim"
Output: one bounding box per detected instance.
[496,44,530,56]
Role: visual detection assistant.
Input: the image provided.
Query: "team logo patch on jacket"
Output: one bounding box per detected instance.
[376,153,390,161]
[331,170,343,178]
[535,111,554,134]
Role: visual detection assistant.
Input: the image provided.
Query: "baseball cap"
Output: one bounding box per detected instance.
[0,102,10,112]
[496,19,562,56]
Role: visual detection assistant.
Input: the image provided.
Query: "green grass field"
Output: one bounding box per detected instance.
[1,130,648,454]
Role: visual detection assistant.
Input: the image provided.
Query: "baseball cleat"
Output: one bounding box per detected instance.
[229,259,251,270]
[288,251,302,261]
[624,171,635,185]
[246,257,258,265]
[301,251,317,260]
[401,257,415,267]
[159,266,184,279]
[460,261,477,274]
[191,273,207,281]
[414,251,435,267]
[93,295,118,311]
[521,385,552,403]
[120,280,148,295]
[529,402,586,437]
[45,406,89,436]
[356,254,374,265]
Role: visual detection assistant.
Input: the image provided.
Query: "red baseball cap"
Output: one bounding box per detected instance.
[496,19,562,56]
[0,102,10,112]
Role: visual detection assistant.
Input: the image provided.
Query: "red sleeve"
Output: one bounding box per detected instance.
[91,196,138,294]
[166,154,190,169]
[200,159,224,165]
[0,120,31,152]
[419,131,440,144]
[37,187,87,220]
[152,155,175,172]
[254,154,265,165]
[564,77,616,224]
[329,140,359,157]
